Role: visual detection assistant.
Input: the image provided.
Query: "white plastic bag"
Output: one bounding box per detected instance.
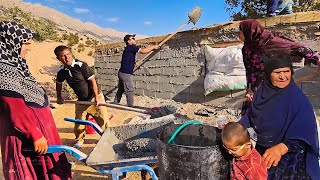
[204,45,246,95]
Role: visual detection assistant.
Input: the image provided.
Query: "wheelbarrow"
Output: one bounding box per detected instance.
[40,117,186,180]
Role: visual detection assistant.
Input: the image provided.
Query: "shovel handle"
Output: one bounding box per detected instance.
[158,20,191,47]
[135,20,191,67]
[50,100,149,114]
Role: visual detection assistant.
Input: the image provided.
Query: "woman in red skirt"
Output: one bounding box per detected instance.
[0,21,71,179]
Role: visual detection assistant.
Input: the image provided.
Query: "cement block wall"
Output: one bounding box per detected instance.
[95,45,206,103]
[94,11,320,109]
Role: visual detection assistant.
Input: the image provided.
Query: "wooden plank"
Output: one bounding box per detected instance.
[227,21,240,29]
[256,19,266,27]
[265,16,281,27]
[295,12,315,23]
[279,14,296,24]
[313,11,320,21]
[210,41,242,48]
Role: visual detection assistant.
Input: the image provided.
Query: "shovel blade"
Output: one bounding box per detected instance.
[188,7,202,25]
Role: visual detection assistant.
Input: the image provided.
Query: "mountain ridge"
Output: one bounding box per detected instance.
[0,0,148,43]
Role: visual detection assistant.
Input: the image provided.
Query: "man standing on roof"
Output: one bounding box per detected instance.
[267,0,293,17]
[114,34,160,107]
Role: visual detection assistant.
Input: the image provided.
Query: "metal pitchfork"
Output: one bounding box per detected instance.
[133,6,202,73]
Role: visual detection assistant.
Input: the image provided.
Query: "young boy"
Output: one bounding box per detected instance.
[222,122,267,180]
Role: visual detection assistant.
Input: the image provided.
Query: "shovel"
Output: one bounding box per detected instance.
[134,7,202,71]
[50,100,149,114]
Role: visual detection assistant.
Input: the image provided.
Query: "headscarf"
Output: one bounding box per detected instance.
[0,21,47,107]
[263,55,293,77]
[248,57,320,178]
[239,19,304,53]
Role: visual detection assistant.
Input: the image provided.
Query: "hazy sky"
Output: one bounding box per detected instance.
[23,0,232,36]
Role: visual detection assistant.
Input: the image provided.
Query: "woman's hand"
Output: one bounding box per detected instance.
[245,93,253,102]
[262,143,288,169]
[34,136,48,155]
[245,89,254,102]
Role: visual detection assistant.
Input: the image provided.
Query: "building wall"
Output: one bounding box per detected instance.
[94,11,320,109]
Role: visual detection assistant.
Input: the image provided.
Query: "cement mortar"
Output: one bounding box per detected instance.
[123,138,157,152]
[85,120,180,166]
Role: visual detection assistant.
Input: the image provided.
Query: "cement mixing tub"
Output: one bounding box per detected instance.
[37,117,186,180]
[157,123,230,180]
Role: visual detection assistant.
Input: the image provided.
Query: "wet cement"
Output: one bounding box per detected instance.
[123,138,157,152]
[85,118,186,166]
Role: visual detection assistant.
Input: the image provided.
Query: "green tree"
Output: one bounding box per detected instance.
[225,0,320,20]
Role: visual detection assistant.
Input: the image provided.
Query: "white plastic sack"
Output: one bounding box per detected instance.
[204,45,246,95]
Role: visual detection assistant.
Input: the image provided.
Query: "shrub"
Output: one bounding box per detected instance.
[85,39,93,46]
[1,7,59,42]
[61,33,69,40]
[77,43,85,52]
[67,33,79,47]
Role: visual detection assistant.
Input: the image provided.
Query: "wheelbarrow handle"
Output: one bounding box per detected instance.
[64,118,104,136]
[48,145,88,162]
[23,145,88,162]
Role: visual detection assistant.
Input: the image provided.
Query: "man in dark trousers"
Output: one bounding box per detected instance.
[54,45,110,148]
[114,34,159,107]
[267,0,293,17]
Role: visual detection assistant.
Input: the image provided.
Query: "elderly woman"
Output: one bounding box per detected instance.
[239,56,320,179]
[239,19,320,114]
[0,22,71,179]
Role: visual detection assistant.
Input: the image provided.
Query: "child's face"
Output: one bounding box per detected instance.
[222,140,251,158]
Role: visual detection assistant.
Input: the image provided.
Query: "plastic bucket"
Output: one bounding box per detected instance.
[157,123,230,180]
[86,115,97,134]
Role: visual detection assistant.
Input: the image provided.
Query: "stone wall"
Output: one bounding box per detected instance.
[94,11,320,109]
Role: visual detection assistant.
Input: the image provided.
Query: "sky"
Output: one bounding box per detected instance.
[23,0,232,36]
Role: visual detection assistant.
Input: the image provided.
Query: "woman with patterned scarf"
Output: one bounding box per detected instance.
[0,21,71,179]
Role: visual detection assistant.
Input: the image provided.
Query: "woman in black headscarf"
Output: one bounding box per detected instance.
[239,19,320,115]
[0,21,71,179]
[240,55,320,179]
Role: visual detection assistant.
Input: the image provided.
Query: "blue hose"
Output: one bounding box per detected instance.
[167,120,203,144]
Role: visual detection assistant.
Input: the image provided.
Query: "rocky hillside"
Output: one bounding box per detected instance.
[0,0,148,43]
